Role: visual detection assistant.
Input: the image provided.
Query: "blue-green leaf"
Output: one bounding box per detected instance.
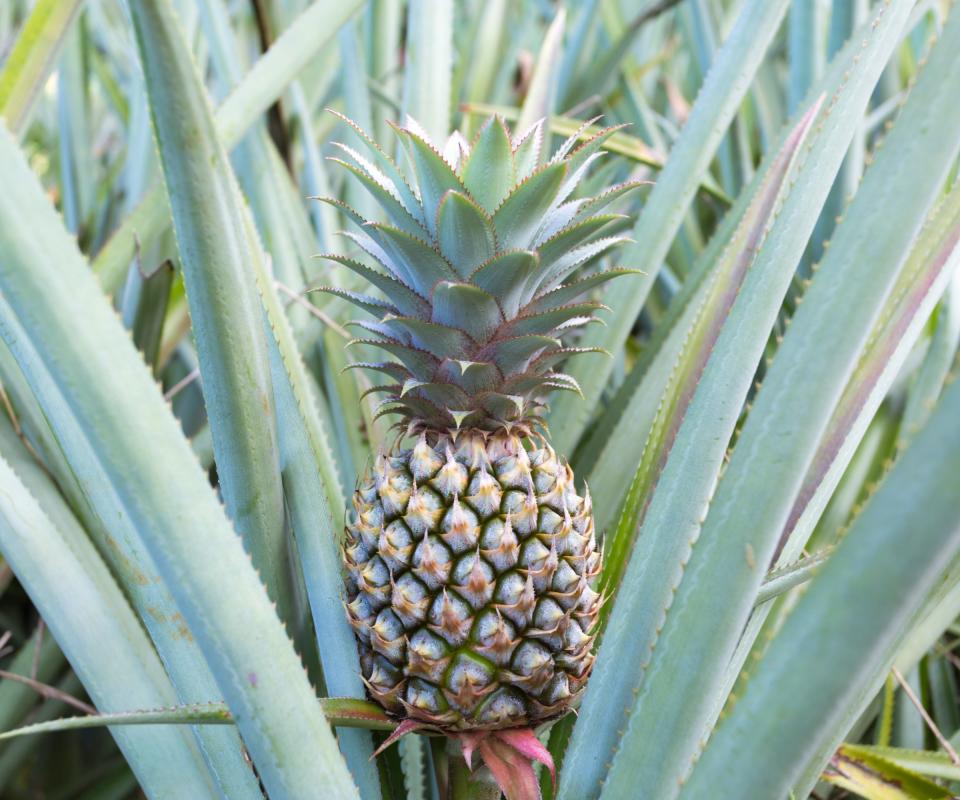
[131,0,290,623]
[681,376,960,799]
[0,0,83,136]
[462,115,515,212]
[91,0,366,295]
[0,427,221,797]
[432,282,503,342]
[400,0,452,145]
[517,7,565,136]
[596,5,955,798]
[561,91,823,800]
[471,250,541,317]
[0,58,357,800]
[548,0,793,454]
[436,191,497,275]
[492,162,567,250]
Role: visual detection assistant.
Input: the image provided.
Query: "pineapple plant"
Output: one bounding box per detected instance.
[327,113,633,783]
[0,0,959,799]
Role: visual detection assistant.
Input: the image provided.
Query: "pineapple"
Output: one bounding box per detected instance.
[348,432,598,731]
[322,112,638,787]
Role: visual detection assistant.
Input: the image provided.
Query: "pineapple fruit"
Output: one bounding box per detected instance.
[323,112,637,786]
[347,431,599,730]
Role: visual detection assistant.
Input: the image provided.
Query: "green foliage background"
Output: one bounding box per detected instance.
[0,1,958,798]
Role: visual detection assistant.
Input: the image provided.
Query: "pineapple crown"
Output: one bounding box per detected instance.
[316,112,642,435]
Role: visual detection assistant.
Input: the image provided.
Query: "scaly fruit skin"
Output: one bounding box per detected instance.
[343,430,601,731]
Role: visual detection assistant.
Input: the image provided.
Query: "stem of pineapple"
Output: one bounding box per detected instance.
[431,735,449,798]
[447,740,501,800]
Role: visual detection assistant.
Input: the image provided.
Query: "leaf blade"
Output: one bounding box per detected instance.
[547,0,793,454]
[599,5,958,797]
[91,0,366,295]
[131,0,290,626]
[0,118,357,798]
[680,377,960,799]
[0,0,83,136]
[0,424,221,797]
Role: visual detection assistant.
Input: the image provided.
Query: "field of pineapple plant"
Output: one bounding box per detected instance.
[0,0,959,797]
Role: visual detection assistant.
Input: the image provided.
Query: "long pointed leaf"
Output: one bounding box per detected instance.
[720,174,960,739]
[91,0,365,295]
[0,311,260,797]
[594,99,821,611]
[401,0,452,143]
[598,6,956,798]
[780,184,960,566]
[0,0,83,136]
[0,120,357,798]
[548,0,792,454]
[0,431,220,797]
[254,209,382,794]
[131,0,291,623]
[681,376,960,799]
[517,8,565,135]
[0,697,394,740]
